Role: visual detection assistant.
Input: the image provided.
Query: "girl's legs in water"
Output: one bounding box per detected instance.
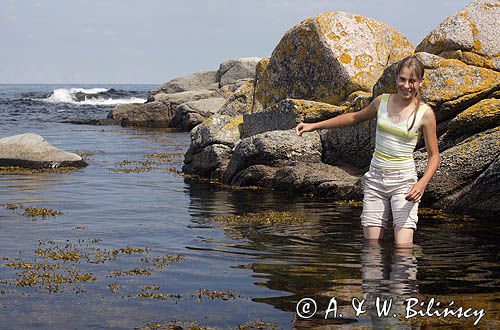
[363,226,384,240]
[394,227,414,247]
[364,226,414,247]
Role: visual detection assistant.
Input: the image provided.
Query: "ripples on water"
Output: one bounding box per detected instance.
[0,85,499,329]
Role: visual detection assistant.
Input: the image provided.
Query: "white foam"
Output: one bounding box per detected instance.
[38,88,146,105]
[77,97,146,106]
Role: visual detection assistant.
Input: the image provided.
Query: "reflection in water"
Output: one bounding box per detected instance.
[361,242,419,329]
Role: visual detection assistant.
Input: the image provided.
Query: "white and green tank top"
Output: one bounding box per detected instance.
[370,94,428,170]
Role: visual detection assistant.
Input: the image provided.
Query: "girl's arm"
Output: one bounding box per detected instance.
[295,95,381,136]
[406,107,440,202]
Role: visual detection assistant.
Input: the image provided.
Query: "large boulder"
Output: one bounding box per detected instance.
[0,133,87,168]
[150,71,219,95]
[438,98,500,149]
[109,90,215,128]
[415,127,500,206]
[243,98,347,138]
[217,58,261,87]
[229,160,361,199]
[449,154,500,218]
[416,0,500,71]
[109,101,174,127]
[242,94,374,168]
[253,12,414,110]
[183,144,233,179]
[170,97,226,131]
[224,129,322,183]
[320,118,377,169]
[373,52,500,122]
[272,161,360,196]
[110,59,260,130]
[182,80,257,179]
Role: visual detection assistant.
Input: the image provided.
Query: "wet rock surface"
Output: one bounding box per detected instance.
[0,133,87,169]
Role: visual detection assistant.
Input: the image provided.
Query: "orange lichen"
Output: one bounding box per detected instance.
[354,54,373,69]
[340,53,352,64]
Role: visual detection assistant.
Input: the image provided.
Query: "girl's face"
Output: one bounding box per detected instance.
[396,66,423,100]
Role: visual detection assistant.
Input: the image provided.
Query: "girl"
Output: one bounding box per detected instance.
[296,56,439,247]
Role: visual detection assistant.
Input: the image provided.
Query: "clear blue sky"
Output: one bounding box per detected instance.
[1,0,472,84]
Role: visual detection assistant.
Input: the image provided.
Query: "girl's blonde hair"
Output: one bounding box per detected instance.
[395,56,425,131]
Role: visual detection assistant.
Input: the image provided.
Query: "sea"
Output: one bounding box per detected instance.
[0,84,499,329]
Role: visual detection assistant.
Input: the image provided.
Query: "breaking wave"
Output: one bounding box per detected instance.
[38,87,146,105]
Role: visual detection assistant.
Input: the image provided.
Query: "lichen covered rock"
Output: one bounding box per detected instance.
[415,127,500,205]
[416,0,500,71]
[439,98,500,148]
[254,12,414,110]
[373,52,500,121]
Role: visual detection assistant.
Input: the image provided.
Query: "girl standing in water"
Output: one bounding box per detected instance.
[296,56,439,247]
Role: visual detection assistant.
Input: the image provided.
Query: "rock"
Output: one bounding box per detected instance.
[449,155,500,218]
[416,0,500,71]
[218,80,256,117]
[217,58,261,87]
[171,98,226,131]
[109,101,175,127]
[190,114,243,150]
[212,79,254,99]
[254,12,414,110]
[230,164,278,187]
[183,114,243,180]
[320,118,377,169]
[151,90,214,103]
[224,129,322,183]
[0,133,87,168]
[243,99,346,138]
[439,98,500,149]
[151,71,218,95]
[109,90,216,128]
[272,161,360,197]
[415,127,500,206]
[182,144,232,179]
[373,52,500,122]
[181,80,257,179]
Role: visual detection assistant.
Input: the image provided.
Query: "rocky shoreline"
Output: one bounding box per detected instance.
[2,0,498,219]
[105,0,500,219]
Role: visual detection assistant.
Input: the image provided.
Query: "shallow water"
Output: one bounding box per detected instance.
[0,85,499,329]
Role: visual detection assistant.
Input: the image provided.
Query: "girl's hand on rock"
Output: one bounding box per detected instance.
[405,181,427,202]
[295,123,314,136]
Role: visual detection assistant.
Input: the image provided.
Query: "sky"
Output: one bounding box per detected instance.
[1,0,472,84]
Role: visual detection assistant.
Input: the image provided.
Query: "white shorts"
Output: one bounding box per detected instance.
[360,166,419,230]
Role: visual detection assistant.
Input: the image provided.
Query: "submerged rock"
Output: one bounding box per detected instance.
[0,133,87,169]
